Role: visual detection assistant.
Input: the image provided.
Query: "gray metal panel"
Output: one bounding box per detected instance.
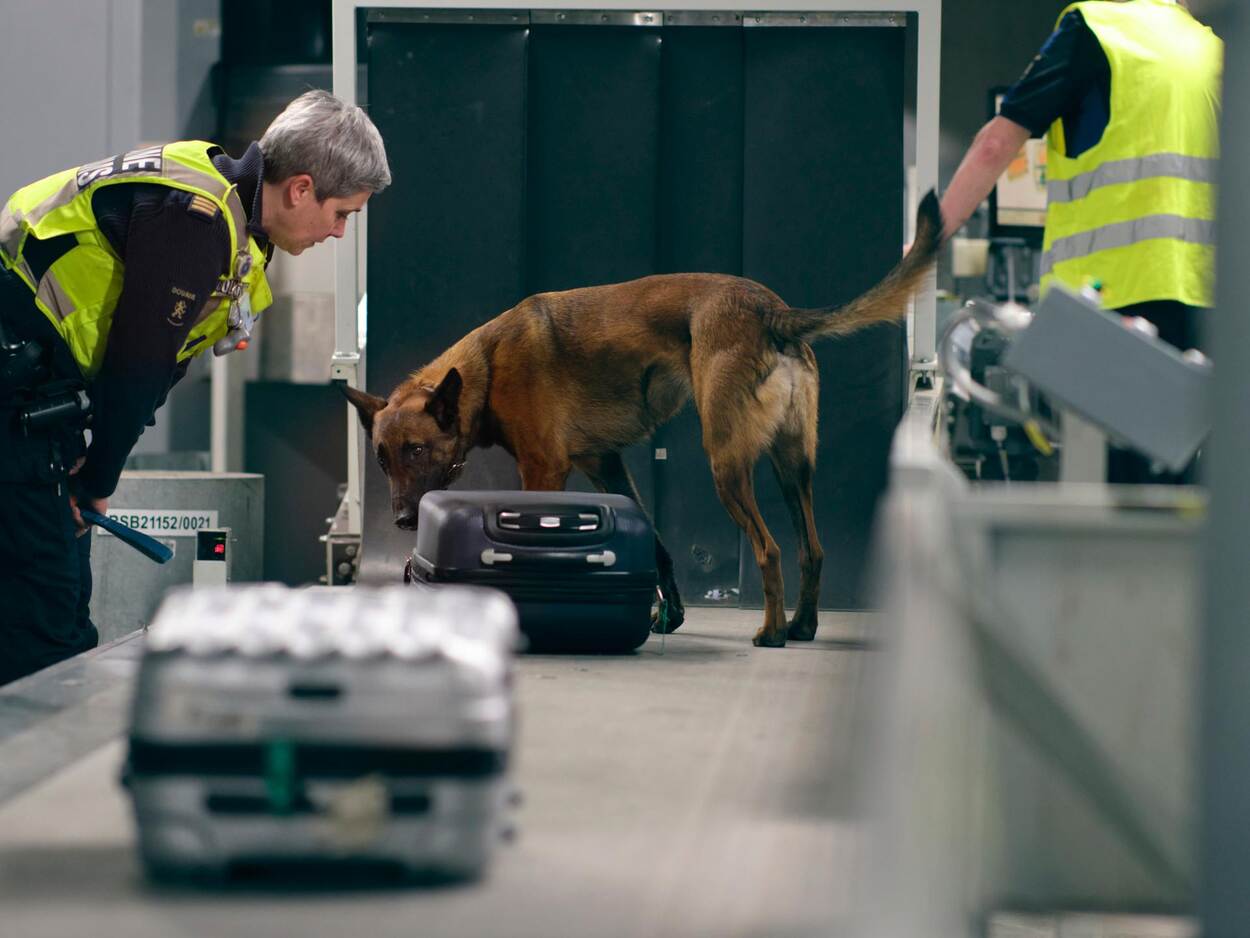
[257,294,337,383]
[663,11,741,26]
[742,11,905,26]
[89,472,264,643]
[1203,2,1250,934]
[1003,285,1211,471]
[858,390,1202,936]
[530,9,661,25]
[367,8,528,23]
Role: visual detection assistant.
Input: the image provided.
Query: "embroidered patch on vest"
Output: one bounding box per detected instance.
[167,286,199,327]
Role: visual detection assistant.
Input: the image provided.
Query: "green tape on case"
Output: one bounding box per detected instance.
[265,739,297,815]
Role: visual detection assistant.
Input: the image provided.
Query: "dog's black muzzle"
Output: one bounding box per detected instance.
[391,461,466,530]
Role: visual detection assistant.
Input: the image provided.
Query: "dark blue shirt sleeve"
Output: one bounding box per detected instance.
[1000,11,1106,138]
[74,190,229,499]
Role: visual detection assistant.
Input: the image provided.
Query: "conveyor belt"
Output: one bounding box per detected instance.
[0,609,870,938]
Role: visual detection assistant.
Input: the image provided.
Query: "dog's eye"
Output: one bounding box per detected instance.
[377,451,388,471]
[402,443,425,461]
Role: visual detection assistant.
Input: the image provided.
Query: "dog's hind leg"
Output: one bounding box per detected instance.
[768,442,823,641]
[709,458,788,647]
[574,452,685,633]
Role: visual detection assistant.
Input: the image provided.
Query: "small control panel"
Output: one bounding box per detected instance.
[193,528,232,587]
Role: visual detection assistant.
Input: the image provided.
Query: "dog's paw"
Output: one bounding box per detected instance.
[786,618,818,642]
[752,626,787,648]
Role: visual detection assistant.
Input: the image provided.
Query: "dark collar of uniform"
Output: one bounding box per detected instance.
[211,142,269,248]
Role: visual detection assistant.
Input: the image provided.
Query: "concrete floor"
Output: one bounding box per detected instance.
[0,608,875,938]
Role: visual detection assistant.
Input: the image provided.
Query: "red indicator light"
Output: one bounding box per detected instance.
[214,543,225,555]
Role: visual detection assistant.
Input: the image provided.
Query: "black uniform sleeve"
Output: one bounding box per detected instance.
[999,11,1104,136]
[74,191,229,499]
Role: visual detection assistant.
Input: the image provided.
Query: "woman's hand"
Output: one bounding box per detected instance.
[67,459,108,537]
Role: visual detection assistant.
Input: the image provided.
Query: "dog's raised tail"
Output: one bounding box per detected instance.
[771,190,943,343]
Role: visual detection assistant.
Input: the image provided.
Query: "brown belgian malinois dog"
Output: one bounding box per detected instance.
[344,192,941,647]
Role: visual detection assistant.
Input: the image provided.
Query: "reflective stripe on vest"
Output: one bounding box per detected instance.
[0,173,78,266]
[1041,215,1217,278]
[34,267,76,321]
[1048,153,1219,205]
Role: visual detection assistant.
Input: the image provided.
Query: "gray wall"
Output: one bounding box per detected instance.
[0,0,220,203]
[0,0,221,457]
[1,0,139,201]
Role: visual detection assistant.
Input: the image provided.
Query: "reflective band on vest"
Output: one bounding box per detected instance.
[1041,215,1218,277]
[35,270,75,322]
[1048,154,1219,205]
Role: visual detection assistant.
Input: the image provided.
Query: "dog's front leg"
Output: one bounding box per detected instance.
[572,452,685,635]
[516,454,572,492]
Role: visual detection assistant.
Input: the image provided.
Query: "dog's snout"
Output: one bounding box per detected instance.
[394,509,419,530]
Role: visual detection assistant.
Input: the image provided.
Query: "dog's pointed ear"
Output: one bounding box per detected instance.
[338,383,387,436]
[426,368,462,432]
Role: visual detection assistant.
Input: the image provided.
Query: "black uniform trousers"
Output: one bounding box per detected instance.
[1107,299,1207,485]
[0,407,97,686]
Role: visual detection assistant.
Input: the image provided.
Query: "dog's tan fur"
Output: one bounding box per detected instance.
[345,192,942,646]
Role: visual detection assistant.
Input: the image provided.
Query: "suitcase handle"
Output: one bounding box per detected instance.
[483,505,616,546]
[481,548,617,568]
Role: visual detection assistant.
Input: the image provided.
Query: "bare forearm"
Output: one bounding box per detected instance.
[940,115,1032,240]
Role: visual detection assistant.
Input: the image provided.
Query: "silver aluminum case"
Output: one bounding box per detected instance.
[125,584,519,880]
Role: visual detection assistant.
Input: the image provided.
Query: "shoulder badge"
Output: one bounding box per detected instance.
[187,194,220,219]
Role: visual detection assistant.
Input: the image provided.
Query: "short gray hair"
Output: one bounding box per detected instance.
[260,90,391,199]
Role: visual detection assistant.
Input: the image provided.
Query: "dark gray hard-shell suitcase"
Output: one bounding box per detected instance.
[407,491,657,652]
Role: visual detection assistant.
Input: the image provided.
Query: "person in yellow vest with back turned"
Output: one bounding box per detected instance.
[0,91,390,684]
[941,0,1222,483]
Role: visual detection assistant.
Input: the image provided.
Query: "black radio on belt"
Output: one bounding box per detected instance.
[0,316,91,432]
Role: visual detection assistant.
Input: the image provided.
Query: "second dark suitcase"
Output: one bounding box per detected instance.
[408,490,657,652]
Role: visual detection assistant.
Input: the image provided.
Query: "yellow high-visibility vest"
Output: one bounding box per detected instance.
[0,141,272,378]
[1041,0,1223,309]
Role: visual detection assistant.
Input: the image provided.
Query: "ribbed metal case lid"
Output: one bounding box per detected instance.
[144,584,519,662]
